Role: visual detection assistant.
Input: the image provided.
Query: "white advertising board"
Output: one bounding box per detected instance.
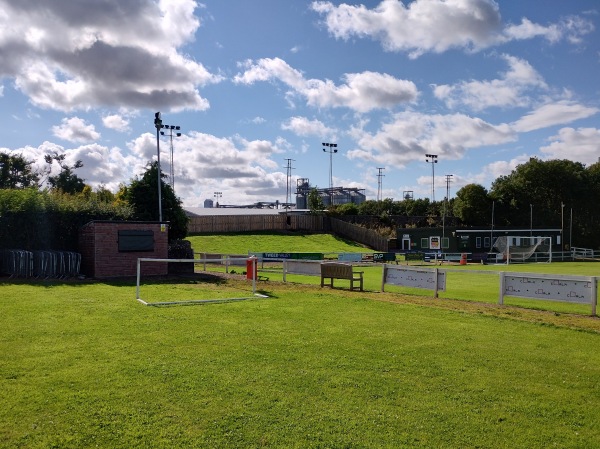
[283,260,322,280]
[500,273,595,306]
[383,266,446,291]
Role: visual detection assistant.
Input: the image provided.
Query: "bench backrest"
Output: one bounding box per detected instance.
[321,263,353,279]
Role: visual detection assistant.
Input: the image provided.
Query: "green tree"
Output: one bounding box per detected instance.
[0,153,40,189]
[331,202,359,215]
[402,198,430,217]
[121,161,189,241]
[490,158,588,228]
[0,188,132,250]
[44,152,86,194]
[307,188,325,214]
[453,184,491,226]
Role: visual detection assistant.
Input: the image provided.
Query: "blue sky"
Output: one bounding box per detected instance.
[0,0,598,207]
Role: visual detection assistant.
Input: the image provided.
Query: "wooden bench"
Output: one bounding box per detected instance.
[320,262,364,291]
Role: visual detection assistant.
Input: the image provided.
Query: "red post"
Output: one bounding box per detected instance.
[246,257,258,280]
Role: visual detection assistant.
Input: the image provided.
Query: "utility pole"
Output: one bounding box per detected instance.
[376,167,385,201]
[284,158,295,209]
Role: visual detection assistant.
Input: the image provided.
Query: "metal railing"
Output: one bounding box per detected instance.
[0,250,81,279]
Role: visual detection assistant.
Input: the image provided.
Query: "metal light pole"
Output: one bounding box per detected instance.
[561,202,565,251]
[490,200,495,251]
[425,154,438,202]
[160,124,182,193]
[530,204,533,236]
[322,142,337,206]
[569,207,573,250]
[154,112,163,222]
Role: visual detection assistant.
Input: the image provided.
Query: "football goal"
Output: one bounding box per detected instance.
[135,257,268,306]
[492,236,552,264]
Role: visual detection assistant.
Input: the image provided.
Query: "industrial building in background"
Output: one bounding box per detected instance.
[295,178,366,209]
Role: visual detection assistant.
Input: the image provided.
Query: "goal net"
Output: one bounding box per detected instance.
[492,236,552,264]
[135,257,268,306]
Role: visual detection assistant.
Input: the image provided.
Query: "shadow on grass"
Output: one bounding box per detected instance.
[0,272,232,289]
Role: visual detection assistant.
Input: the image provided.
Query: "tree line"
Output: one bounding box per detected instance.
[0,152,188,250]
[2,152,599,250]
[326,158,600,249]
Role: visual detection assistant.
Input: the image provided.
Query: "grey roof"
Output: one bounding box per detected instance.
[185,207,301,217]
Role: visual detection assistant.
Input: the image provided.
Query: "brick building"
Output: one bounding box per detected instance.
[79,221,169,278]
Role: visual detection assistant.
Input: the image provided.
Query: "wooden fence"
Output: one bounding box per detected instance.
[187,214,328,234]
[329,218,390,252]
[187,214,391,251]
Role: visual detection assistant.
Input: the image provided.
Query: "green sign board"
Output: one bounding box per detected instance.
[260,252,323,260]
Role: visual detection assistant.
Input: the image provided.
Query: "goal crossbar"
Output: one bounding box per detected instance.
[136,257,268,306]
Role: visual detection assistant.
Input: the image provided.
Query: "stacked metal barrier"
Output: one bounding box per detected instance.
[0,250,81,279]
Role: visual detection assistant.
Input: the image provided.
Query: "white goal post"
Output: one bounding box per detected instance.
[136,257,267,306]
[492,236,552,264]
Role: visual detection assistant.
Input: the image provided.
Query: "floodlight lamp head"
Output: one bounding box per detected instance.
[176,133,181,137]
[334,149,338,153]
[154,111,163,129]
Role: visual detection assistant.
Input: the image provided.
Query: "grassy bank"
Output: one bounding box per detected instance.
[187,231,371,255]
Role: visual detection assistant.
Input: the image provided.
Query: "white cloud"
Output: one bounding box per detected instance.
[311,0,593,58]
[11,128,289,205]
[0,0,221,112]
[311,0,502,57]
[281,116,336,138]
[348,111,515,168]
[102,114,130,132]
[234,57,305,89]
[124,131,287,202]
[304,71,418,112]
[512,101,599,132]
[234,58,418,112]
[10,140,139,192]
[65,143,139,190]
[503,15,594,45]
[502,18,561,43]
[540,127,600,165]
[483,154,531,181]
[433,54,547,111]
[51,117,100,143]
